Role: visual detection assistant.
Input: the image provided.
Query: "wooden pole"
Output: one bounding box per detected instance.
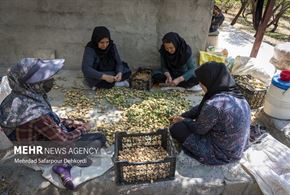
[250,0,276,57]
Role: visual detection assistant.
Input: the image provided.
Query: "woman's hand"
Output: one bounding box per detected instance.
[114,72,122,82]
[164,72,172,84]
[169,115,184,124]
[82,123,91,131]
[72,119,85,128]
[172,76,184,86]
[76,122,90,135]
[62,119,74,128]
[78,127,88,135]
[101,74,115,83]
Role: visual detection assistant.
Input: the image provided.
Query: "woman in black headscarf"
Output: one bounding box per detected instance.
[169,62,250,165]
[82,26,131,89]
[153,32,200,89]
[209,5,225,34]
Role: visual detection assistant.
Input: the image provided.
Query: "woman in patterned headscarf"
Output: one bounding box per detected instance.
[169,62,250,165]
[0,58,106,190]
[152,32,200,90]
[0,58,63,138]
[82,26,131,89]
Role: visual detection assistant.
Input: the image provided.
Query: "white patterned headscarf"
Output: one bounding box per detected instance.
[0,58,64,133]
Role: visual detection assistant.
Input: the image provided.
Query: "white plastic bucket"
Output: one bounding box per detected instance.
[206,35,219,48]
[264,84,290,119]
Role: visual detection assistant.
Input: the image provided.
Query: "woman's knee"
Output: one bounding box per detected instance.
[95,81,114,89]
[152,72,166,84]
[169,123,180,138]
[169,122,192,143]
[122,71,132,81]
[79,132,106,147]
[178,76,198,88]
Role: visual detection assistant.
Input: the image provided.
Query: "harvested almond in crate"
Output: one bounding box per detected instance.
[233,75,268,109]
[114,129,176,185]
[130,68,152,90]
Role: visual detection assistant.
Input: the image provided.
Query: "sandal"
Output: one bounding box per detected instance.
[52,164,75,190]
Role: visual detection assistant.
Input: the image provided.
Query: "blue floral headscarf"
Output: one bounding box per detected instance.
[0,58,63,135]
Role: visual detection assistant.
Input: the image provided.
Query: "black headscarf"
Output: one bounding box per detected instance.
[194,62,245,119]
[159,32,192,68]
[86,26,117,71]
[86,26,115,59]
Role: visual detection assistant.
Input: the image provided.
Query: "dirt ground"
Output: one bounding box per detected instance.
[223,10,290,46]
[1,7,288,195]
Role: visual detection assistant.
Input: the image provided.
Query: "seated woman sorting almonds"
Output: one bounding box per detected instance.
[169,62,250,165]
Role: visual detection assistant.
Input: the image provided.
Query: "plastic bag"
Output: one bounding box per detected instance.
[199,51,226,65]
[231,56,275,85]
[241,134,290,195]
[270,42,290,71]
[0,76,11,104]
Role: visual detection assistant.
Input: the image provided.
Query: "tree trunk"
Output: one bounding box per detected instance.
[270,13,283,32]
[242,5,248,18]
[270,5,290,31]
[231,2,248,25]
[271,22,279,32]
[250,0,275,57]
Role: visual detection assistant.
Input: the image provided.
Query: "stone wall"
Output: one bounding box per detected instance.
[0,0,213,70]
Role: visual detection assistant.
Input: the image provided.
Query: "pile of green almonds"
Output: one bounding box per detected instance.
[62,89,96,122]
[62,88,190,144]
[98,95,190,144]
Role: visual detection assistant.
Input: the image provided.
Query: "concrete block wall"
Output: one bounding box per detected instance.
[0,0,213,70]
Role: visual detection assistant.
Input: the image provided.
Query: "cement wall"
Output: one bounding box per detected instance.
[0,0,213,70]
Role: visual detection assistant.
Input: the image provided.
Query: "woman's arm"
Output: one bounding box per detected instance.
[181,105,199,119]
[183,104,219,135]
[113,45,123,74]
[160,57,173,83]
[182,56,197,81]
[33,115,86,141]
[81,47,103,80]
[160,56,169,74]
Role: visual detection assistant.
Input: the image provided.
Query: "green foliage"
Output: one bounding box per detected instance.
[215,0,239,12]
[265,31,289,41]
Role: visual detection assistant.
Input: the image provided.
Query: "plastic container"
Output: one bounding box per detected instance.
[263,74,290,119]
[280,70,290,82]
[114,129,176,185]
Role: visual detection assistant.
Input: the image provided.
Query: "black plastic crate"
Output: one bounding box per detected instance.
[233,75,268,109]
[130,68,152,90]
[114,129,176,185]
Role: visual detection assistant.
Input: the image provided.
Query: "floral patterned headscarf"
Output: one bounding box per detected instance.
[0,58,62,134]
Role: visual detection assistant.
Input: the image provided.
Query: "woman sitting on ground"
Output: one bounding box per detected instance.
[209,5,225,34]
[169,62,250,165]
[152,32,201,90]
[82,26,131,89]
[0,58,106,190]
